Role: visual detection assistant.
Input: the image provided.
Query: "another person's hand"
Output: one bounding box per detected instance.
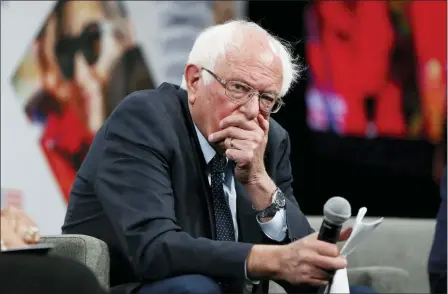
[1,215,27,250]
[1,207,40,250]
[275,228,352,286]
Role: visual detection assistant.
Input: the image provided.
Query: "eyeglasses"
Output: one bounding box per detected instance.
[201,67,285,114]
[55,22,105,80]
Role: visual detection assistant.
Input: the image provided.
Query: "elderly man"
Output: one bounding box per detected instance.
[63,20,372,294]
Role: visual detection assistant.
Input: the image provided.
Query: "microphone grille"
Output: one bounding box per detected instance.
[323,196,352,225]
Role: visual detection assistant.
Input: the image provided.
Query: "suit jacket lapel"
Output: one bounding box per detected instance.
[175,84,264,243]
[176,86,216,239]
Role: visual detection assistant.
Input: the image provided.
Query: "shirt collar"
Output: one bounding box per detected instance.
[194,124,217,165]
[194,124,234,188]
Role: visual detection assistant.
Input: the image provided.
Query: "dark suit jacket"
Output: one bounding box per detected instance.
[62,83,314,293]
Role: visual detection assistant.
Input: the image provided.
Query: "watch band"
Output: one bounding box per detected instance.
[254,187,286,219]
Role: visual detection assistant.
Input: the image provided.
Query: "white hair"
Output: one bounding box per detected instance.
[180,20,302,97]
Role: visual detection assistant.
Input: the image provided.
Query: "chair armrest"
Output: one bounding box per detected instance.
[41,234,110,289]
[347,266,410,293]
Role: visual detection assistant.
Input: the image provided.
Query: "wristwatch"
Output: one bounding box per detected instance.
[254,187,286,219]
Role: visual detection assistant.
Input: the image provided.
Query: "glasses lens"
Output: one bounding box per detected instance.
[260,94,281,113]
[270,100,284,113]
[226,81,252,101]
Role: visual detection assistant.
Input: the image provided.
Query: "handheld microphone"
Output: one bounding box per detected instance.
[317,197,352,294]
[318,196,352,244]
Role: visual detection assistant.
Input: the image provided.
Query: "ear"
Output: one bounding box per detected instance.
[184,64,201,104]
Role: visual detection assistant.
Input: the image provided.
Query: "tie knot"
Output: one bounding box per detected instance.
[210,154,227,173]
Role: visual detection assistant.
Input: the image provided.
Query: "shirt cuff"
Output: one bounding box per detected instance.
[244,259,260,284]
[257,208,287,242]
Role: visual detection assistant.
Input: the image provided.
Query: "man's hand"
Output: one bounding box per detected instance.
[209,113,276,211]
[208,113,269,184]
[338,227,352,242]
[247,228,352,286]
[275,231,349,286]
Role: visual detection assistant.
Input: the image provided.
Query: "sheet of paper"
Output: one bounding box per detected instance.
[326,268,350,293]
[325,207,384,294]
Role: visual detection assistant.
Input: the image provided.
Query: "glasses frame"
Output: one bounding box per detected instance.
[201,67,285,114]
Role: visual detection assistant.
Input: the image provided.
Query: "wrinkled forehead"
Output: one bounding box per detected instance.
[216,33,283,91]
[225,48,282,75]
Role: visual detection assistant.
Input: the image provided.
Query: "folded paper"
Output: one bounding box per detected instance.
[325,207,384,294]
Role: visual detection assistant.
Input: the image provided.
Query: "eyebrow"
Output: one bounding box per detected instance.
[234,79,279,96]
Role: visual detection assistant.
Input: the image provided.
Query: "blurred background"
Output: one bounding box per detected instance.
[1,1,446,233]
[250,1,446,218]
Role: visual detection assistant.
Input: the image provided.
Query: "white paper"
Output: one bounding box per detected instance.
[325,207,384,294]
[326,268,350,293]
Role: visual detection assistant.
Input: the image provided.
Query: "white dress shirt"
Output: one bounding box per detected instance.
[195,125,288,242]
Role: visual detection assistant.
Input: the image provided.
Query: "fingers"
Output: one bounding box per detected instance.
[209,127,256,143]
[224,138,256,151]
[311,253,347,270]
[293,263,331,286]
[309,266,332,280]
[13,208,40,244]
[209,114,268,152]
[339,227,352,242]
[1,207,40,244]
[209,127,265,152]
[313,240,340,257]
[298,264,331,286]
[300,239,345,270]
[283,233,349,286]
[3,232,27,249]
[257,114,269,135]
[219,113,259,130]
[294,236,347,270]
[225,148,253,164]
[306,278,329,287]
[1,216,27,250]
[19,225,40,244]
[299,233,340,257]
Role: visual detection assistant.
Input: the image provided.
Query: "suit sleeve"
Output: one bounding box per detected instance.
[94,92,252,282]
[275,132,315,241]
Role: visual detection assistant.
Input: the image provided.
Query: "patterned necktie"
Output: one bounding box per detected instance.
[210,153,236,241]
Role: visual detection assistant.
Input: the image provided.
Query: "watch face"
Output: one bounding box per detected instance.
[256,189,286,219]
[274,191,286,207]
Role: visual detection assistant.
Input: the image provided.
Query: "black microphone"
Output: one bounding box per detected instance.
[318,196,352,244]
[317,196,352,294]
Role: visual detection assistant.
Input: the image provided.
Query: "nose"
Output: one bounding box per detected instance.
[239,94,260,120]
